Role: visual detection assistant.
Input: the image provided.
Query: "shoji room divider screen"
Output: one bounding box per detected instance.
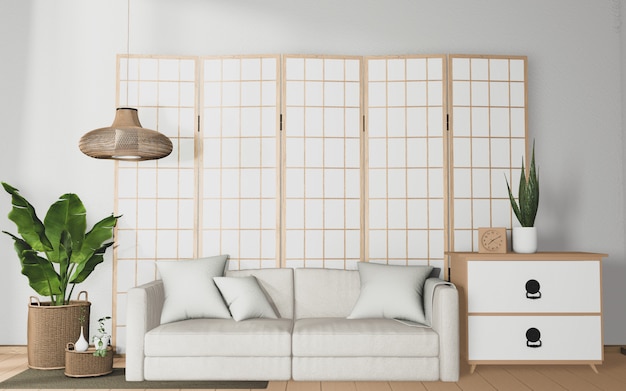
[282,55,362,270]
[113,54,527,352]
[364,56,446,271]
[199,56,281,270]
[448,55,527,251]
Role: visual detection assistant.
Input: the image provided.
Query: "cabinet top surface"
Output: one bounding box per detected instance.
[446,251,607,261]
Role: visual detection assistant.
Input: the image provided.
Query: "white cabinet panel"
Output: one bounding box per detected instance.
[469,315,602,361]
[467,260,601,313]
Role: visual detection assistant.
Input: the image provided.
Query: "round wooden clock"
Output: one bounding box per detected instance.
[478,227,507,253]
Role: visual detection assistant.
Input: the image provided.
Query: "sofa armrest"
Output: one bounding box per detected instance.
[429,280,459,382]
[125,279,165,381]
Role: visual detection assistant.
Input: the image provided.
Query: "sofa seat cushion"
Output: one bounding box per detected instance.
[145,318,293,357]
[293,318,439,357]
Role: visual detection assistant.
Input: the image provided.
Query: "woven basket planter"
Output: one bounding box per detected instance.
[64,343,113,378]
[27,291,90,370]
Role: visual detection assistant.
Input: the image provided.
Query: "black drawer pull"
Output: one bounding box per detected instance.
[525,279,541,299]
[526,327,542,348]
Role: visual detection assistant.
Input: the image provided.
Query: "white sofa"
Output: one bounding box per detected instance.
[125,267,459,382]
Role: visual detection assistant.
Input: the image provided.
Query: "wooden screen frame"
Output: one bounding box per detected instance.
[281,55,364,269]
[447,54,528,258]
[364,55,449,273]
[198,55,282,270]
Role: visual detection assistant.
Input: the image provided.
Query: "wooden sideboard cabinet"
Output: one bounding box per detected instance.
[446,251,606,373]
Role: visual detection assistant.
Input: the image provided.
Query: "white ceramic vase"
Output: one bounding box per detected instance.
[513,226,537,253]
[74,326,89,352]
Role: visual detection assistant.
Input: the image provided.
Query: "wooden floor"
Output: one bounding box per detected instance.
[1,348,626,390]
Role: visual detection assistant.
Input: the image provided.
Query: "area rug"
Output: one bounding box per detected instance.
[1,368,268,389]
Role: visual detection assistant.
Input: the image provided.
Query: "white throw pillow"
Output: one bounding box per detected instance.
[213,276,278,321]
[347,262,433,324]
[157,255,231,324]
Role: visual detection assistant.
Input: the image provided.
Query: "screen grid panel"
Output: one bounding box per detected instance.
[114,55,198,353]
[365,56,447,273]
[200,56,280,270]
[282,56,362,270]
[449,55,528,252]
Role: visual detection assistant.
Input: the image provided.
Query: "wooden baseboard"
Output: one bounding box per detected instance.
[0,346,27,354]
[604,345,625,353]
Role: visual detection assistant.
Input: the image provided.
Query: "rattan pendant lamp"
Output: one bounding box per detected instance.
[79,108,172,160]
[78,0,172,161]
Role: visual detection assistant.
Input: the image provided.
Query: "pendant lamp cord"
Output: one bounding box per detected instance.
[125,0,131,105]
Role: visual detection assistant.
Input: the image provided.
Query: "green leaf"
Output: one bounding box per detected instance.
[44,194,86,264]
[525,142,539,226]
[70,242,114,284]
[71,214,118,266]
[518,158,529,226]
[57,230,73,303]
[2,182,52,252]
[4,232,62,300]
[505,175,522,224]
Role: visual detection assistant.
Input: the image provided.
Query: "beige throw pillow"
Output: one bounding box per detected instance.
[157,255,231,324]
[214,276,278,321]
[348,262,433,324]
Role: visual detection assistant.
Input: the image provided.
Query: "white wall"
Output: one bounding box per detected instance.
[0,0,624,344]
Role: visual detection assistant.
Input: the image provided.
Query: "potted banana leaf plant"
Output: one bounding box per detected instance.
[505,142,539,253]
[2,182,120,369]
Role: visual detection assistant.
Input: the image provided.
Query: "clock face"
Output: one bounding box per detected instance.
[482,230,504,250]
[478,227,507,253]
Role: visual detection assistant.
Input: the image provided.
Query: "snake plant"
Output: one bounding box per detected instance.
[505,142,539,227]
[2,182,119,305]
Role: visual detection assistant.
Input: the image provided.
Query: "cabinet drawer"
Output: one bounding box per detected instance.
[468,315,602,361]
[467,260,600,313]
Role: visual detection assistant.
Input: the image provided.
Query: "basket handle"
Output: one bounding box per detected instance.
[67,342,75,351]
[29,296,41,306]
[77,291,88,301]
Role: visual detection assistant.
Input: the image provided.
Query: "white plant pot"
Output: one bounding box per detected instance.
[513,226,537,253]
[93,334,111,350]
